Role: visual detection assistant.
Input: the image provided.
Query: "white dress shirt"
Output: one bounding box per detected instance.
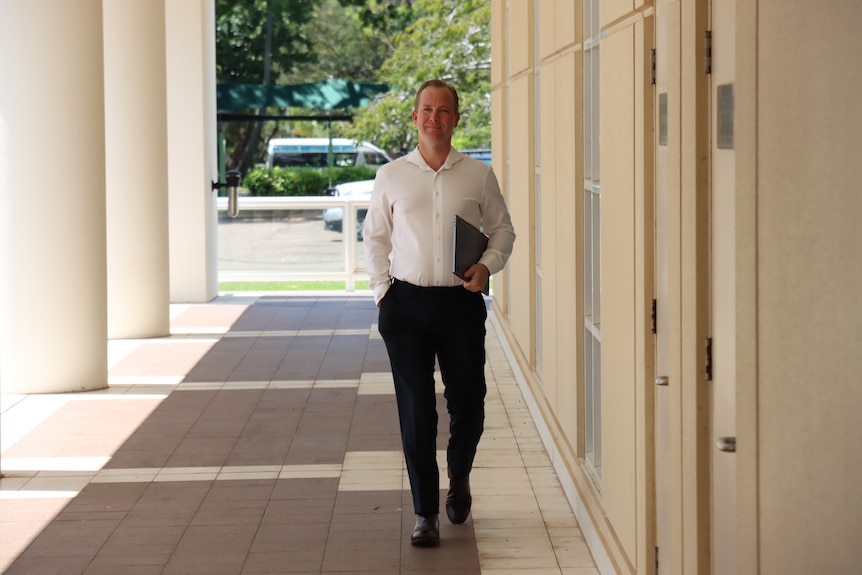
[363,148,516,304]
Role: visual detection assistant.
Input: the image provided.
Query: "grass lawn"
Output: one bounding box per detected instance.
[219,280,370,292]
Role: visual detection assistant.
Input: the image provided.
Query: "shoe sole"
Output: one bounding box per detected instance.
[410,535,440,547]
[446,500,472,524]
[446,510,470,524]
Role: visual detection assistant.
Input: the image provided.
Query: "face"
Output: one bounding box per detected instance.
[412,86,461,147]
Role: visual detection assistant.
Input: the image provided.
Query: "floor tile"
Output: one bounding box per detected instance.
[0,295,599,575]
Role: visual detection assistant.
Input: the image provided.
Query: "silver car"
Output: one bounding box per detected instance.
[322,179,374,240]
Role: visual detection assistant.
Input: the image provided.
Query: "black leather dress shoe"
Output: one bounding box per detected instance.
[411,514,440,546]
[446,474,472,524]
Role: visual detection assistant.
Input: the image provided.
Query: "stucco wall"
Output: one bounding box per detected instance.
[754,1,862,573]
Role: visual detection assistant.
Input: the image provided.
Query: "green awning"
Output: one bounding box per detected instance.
[217,78,388,112]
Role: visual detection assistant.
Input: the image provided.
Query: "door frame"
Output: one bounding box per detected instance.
[652,0,713,573]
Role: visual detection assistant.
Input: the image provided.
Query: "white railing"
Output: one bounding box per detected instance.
[216,195,371,291]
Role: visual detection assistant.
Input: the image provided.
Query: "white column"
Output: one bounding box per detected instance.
[104,0,170,338]
[166,0,219,302]
[0,1,108,393]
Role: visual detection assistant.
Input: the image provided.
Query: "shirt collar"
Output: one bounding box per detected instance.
[407,147,465,171]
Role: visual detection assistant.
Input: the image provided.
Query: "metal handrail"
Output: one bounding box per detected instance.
[216,195,368,211]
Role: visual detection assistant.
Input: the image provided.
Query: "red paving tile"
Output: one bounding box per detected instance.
[1,295,598,574]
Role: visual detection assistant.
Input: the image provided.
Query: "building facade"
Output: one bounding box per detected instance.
[490,1,862,574]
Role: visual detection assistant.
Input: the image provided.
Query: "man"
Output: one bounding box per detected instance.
[363,79,516,546]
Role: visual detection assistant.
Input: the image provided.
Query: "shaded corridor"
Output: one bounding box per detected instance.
[0,295,599,574]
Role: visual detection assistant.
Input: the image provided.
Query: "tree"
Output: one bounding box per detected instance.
[336,0,417,53]
[216,0,316,171]
[346,0,491,153]
[214,0,490,167]
[216,0,413,166]
[216,0,316,83]
[275,0,404,141]
[284,0,411,85]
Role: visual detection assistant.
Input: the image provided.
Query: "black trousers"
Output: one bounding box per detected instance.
[378,279,487,515]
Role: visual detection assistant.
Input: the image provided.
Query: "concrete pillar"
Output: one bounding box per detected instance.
[0,1,108,393]
[166,0,219,302]
[104,0,171,338]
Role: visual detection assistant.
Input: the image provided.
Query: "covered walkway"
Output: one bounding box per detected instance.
[0,295,599,574]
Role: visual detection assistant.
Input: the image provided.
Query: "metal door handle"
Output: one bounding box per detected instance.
[716,437,736,452]
[655,376,669,386]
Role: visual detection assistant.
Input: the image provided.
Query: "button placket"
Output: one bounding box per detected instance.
[432,174,445,284]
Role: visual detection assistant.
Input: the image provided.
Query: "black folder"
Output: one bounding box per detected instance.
[453,215,490,295]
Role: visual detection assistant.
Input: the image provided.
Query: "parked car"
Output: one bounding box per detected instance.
[266,138,391,170]
[323,179,374,240]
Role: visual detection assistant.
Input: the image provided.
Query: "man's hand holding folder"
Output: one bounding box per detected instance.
[453,215,491,295]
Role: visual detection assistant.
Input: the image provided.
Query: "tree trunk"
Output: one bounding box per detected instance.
[237,0,273,173]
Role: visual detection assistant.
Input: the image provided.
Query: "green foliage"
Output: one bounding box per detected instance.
[336,0,417,51]
[217,0,318,173]
[215,0,490,166]
[329,166,379,185]
[243,168,325,196]
[216,0,409,170]
[283,0,403,84]
[346,0,491,152]
[243,166,377,196]
[216,0,316,83]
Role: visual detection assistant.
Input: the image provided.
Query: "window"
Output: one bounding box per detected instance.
[583,0,602,481]
[362,152,389,166]
[272,152,356,168]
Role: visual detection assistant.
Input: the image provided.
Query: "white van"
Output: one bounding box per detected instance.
[265,138,392,170]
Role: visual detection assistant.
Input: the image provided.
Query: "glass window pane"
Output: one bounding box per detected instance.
[583,0,601,483]
[584,189,593,319]
[584,329,594,455]
[593,336,602,473]
[593,192,601,326]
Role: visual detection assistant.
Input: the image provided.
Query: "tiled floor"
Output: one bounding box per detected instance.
[0,294,600,575]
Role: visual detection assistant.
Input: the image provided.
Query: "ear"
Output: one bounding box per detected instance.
[454,112,461,127]
[412,110,419,125]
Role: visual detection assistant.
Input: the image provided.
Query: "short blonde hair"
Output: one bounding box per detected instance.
[414,79,459,114]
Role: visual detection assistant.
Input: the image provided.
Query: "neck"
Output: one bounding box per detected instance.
[418,141,451,171]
